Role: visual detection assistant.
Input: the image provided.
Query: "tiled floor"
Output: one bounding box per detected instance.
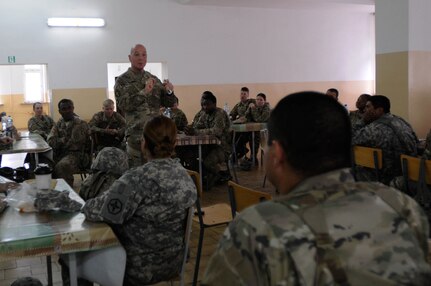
[0,152,274,286]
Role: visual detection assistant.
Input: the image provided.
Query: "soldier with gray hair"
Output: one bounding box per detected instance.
[203,92,431,285]
[82,115,196,285]
[114,44,177,167]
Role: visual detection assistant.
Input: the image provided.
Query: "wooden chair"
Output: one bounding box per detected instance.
[400,154,431,197]
[228,180,272,218]
[187,170,232,286]
[168,206,194,286]
[352,146,383,181]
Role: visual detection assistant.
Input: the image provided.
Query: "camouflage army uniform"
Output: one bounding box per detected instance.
[230,99,256,158]
[88,111,126,151]
[114,68,177,167]
[171,108,188,131]
[27,115,54,139]
[47,116,91,187]
[245,103,270,158]
[192,108,231,188]
[352,113,418,185]
[82,158,197,285]
[79,147,129,201]
[349,110,365,131]
[203,168,431,286]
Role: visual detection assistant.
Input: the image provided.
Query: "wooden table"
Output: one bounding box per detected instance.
[231,123,267,166]
[176,134,221,191]
[0,178,120,286]
[0,132,53,164]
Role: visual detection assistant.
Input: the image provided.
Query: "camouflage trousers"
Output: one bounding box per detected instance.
[202,145,227,189]
[53,153,82,188]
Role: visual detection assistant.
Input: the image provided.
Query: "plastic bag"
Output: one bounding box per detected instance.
[4,182,37,212]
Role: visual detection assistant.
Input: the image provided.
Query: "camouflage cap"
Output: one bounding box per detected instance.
[91,147,129,175]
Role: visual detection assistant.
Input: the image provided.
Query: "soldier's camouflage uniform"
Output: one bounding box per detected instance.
[82,158,197,285]
[202,168,431,286]
[28,115,55,140]
[79,147,129,201]
[171,108,188,131]
[192,107,231,188]
[245,103,270,158]
[230,99,256,158]
[88,111,126,151]
[352,113,418,185]
[114,68,177,167]
[47,116,91,188]
[349,110,365,131]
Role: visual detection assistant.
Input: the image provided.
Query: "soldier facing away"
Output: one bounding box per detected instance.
[202,91,431,285]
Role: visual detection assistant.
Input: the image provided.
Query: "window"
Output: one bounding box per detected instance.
[24,64,48,103]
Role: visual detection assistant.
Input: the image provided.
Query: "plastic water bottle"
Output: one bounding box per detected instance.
[223,102,230,114]
[6,116,13,137]
[163,107,172,118]
[1,115,6,131]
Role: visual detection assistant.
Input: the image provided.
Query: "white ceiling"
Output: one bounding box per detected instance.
[174,0,375,13]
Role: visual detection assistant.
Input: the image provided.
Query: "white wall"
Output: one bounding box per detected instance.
[409,0,431,51]
[0,0,374,89]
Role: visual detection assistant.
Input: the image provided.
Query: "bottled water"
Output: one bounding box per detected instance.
[1,115,6,131]
[163,107,172,118]
[223,102,230,114]
[6,116,13,137]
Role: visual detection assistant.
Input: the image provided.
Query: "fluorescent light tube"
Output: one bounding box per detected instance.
[47,18,105,27]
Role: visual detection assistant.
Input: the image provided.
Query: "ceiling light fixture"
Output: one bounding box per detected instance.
[47,17,105,27]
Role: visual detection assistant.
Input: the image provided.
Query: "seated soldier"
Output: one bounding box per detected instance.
[82,115,196,285]
[185,91,232,189]
[230,87,255,160]
[27,102,55,140]
[203,91,431,285]
[47,99,91,188]
[352,95,418,185]
[242,92,271,167]
[88,99,126,152]
[171,98,188,132]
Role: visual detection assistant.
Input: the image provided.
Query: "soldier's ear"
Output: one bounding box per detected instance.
[272,140,286,166]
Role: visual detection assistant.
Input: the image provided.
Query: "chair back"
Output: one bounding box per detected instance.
[352,146,383,181]
[187,169,205,227]
[228,180,272,218]
[401,154,431,184]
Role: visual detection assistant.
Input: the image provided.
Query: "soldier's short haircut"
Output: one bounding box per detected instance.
[268,91,351,176]
[103,99,115,107]
[32,102,42,110]
[58,99,74,109]
[241,87,249,93]
[257,93,266,101]
[143,115,177,159]
[327,88,339,99]
[368,95,390,113]
[202,91,217,104]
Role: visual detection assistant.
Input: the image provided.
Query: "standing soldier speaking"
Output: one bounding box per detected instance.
[115,44,177,167]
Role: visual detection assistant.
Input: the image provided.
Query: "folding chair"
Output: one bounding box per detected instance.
[352,145,383,181]
[187,170,232,286]
[400,154,431,197]
[228,180,272,218]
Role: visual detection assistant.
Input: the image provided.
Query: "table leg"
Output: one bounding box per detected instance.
[35,153,39,166]
[198,144,203,192]
[68,253,78,286]
[46,256,53,286]
[251,132,255,166]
